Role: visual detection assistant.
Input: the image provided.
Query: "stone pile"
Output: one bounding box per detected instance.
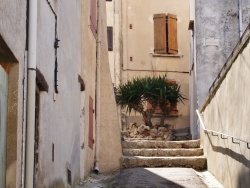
[124,123,174,141]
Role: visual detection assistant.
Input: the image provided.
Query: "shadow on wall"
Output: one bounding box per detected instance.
[207,134,250,169]
[237,169,250,188]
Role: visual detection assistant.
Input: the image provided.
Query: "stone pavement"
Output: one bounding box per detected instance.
[77,168,224,188]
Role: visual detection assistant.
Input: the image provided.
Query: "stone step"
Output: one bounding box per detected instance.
[123,148,203,157]
[122,156,207,171]
[122,139,200,149]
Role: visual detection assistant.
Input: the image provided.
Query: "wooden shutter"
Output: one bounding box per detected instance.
[153,14,167,54]
[90,0,97,38]
[167,14,178,54]
[107,27,113,51]
[88,97,94,149]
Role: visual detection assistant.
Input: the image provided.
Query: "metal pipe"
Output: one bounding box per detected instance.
[94,0,101,173]
[25,0,37,187]
[21,51,28,188]
[239,0,243,37]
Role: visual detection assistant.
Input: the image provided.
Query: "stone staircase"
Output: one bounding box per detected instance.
[121,139,207,170]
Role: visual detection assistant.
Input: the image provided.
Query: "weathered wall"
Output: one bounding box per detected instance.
[121,0,190,131]
[36,0,82,187]
[106,0,122,87]
[201,28,250,188]
[81,0,97,178]
[195,0,250,107]
[97,0,122,172]
[0,1,26,187]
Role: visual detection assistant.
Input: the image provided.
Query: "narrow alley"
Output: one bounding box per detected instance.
[0,0,249,187]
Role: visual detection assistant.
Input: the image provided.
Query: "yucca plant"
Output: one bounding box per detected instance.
[116,75,186,128]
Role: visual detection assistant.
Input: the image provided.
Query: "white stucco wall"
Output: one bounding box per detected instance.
[201,30,250,188]
[36,0,83,187]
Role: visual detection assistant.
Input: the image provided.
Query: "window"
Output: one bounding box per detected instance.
[107,27,113,51]
[90,0,97,37]
[153,13,178,54]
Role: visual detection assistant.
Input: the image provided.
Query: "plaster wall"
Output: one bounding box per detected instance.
[195,0,250,107]
[106,1,115,83]
[81,0,97,178]
[189,0,198,139]
[121,0,190,131]
[201,33,250,188]
[36,0,83,187]
[106,0,122,87]
[97,0,122,172]
[0,1,26,187]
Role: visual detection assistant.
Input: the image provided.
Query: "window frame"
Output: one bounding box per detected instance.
[153,13,178,55]
[107,26,113,51]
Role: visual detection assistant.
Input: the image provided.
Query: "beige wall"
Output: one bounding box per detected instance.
[120,0,190,130]
[83,0,122,177]
[106,0,122,87]
[201,30,250,188]
[81,0,97,178]
[97,0,122,172]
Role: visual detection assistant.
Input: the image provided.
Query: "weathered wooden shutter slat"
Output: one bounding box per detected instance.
[154,14,167,54]
[88,97,94,149]
[167,14,178,54]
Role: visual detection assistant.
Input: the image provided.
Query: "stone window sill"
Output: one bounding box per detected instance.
[150,53,183,58]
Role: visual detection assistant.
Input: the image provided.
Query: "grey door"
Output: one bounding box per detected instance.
[0,65,8,188]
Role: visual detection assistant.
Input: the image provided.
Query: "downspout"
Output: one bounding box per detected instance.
[25,0,37,187]
[94,0,101,174]
[21,51,28,188]
[239,0,243,37]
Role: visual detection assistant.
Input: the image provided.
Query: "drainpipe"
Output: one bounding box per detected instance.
[239,0,243,37]
[21,51,28,188]
[25,0,37,187]
[94,0,101,174]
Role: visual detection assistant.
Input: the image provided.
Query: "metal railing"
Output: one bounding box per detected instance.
[196,110,250,149]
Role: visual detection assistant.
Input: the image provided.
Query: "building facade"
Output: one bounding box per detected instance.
[0,0,121,187]
[107,0,191,134]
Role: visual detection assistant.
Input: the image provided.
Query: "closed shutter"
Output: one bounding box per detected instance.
[107,27,113,51]
[88,97,94,149]
[153,14,167,54]
[167,14,178,54]
[90,0,97,38]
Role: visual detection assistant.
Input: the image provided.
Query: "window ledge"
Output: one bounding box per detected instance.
[151,53,183,58]
[152,114,181,118]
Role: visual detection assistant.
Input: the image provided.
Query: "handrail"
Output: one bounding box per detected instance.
[196,110,250,149]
